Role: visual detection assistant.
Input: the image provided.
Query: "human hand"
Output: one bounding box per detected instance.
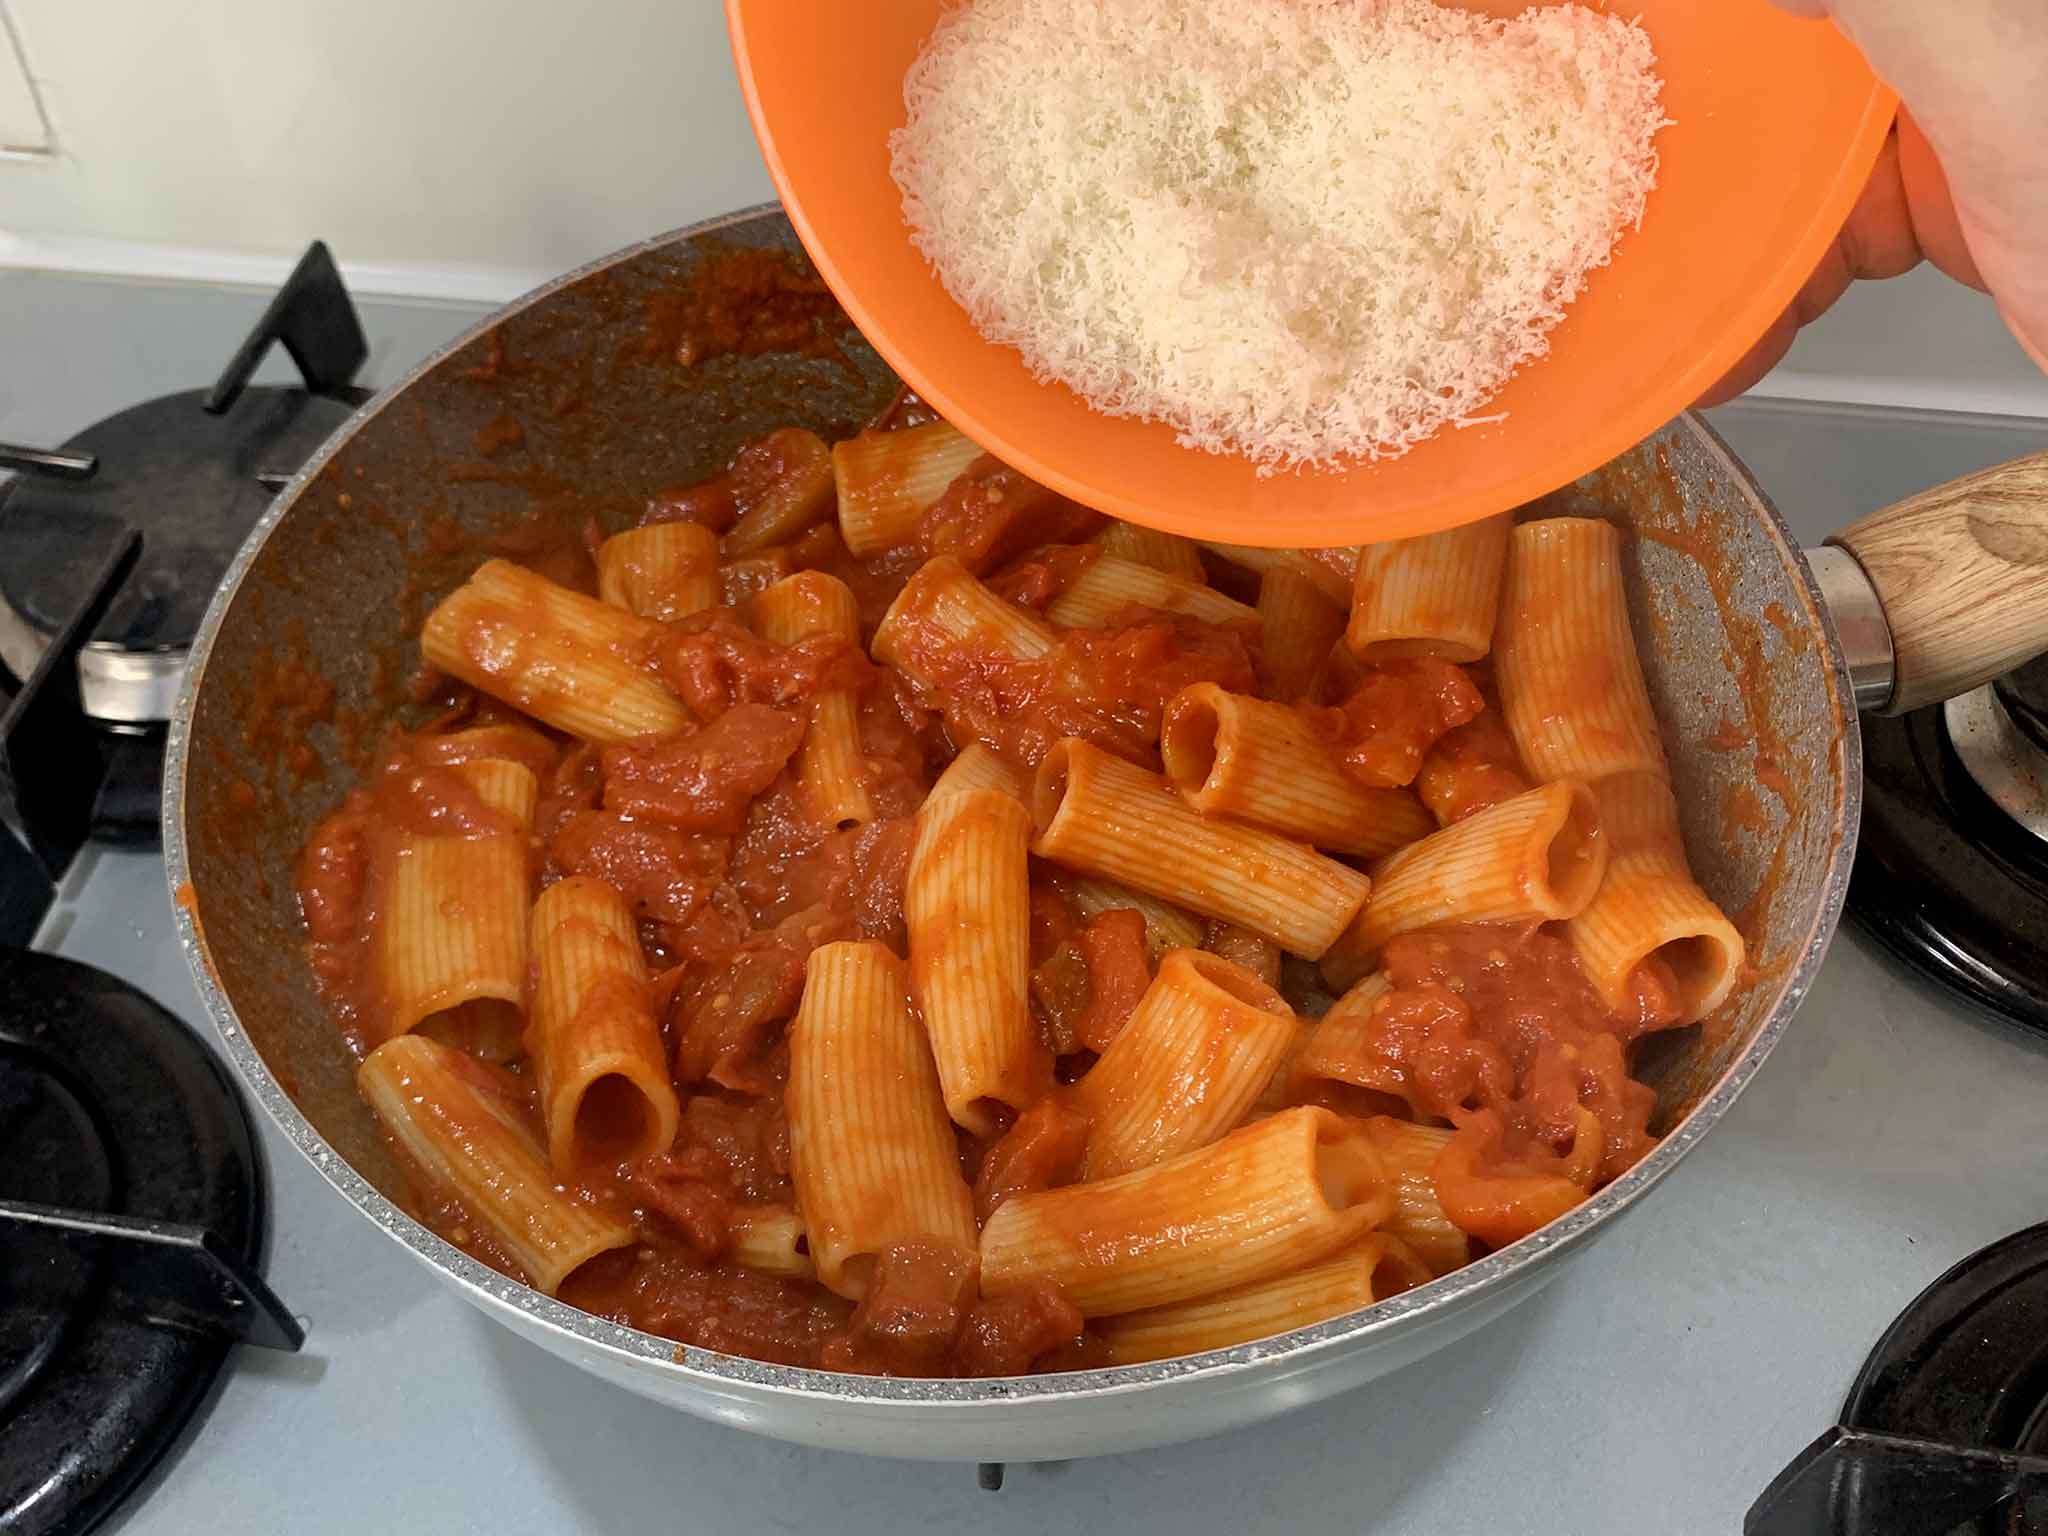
[1698,0,2048,406]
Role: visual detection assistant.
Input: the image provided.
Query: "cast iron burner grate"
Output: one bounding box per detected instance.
[0,948,302,1536]
[1850,651,2048,1035]
[1747,1224,2048,1534]
[0,241,368,840]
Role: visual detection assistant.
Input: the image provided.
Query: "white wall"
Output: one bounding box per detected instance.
[0,0,2041,415]
[0,0,774,290]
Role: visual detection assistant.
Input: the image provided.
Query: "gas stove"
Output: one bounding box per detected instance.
[4,260,2048,1535]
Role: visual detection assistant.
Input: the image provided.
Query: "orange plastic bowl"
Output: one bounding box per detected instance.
[727,0,1894,546]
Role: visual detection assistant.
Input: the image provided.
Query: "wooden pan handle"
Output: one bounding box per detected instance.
[1830,451,2048,715]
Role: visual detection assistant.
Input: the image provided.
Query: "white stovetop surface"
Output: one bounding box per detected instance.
[12,270,2048,1535]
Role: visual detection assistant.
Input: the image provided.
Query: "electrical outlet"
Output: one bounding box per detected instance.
[0,5,51,155]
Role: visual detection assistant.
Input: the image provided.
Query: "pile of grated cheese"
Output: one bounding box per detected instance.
[890,0,1667,472]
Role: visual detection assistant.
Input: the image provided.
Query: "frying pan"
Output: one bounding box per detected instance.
[164,209,2048,1462]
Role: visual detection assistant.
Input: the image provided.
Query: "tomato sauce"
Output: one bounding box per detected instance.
[1319,657,1484,789]
[883,607,1258,769]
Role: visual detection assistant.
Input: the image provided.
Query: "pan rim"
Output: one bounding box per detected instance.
[161,207,1862,1413]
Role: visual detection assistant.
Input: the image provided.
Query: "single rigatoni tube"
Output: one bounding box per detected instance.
[1034,739,1371,959]
[358,1035,633,1294]
[1320,780,1608,991]
[1569,771,1746,1024]
[906,789,1046,1134]
[1100,521,1207,581]
[596,523,720,621]
[725,428,835,553]
[754,571,874,828]
[421,559,690,744]
[1293,973,1392,1100]
[1494,518,1669,782]
[1096,1234,1433,1364]
[1359,1117,1470,1277]
[1161,684,1439,859]
[978,1107,1391,1316]
[787,941,978,1298]
[833,421,986,556]
[1257,568,1346,701]
[1200,543,1358,607]
[728,1204,814,1280]
[370,757,536,1048]
[527,876,680,1174]
[930,742,1029,802]
[1249,1018,1315,1115]
[1075,950,1298,1179]
[1045,555,1259,631]
[872,555,1058,674]
[1068,878,1207,963]
[450,755,540,826]
[1345,515,1512,663]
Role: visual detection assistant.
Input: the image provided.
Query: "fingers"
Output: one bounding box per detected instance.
[1695,126,1924,406]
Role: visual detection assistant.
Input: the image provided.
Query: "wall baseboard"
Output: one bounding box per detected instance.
[1745,368,2048,423]
[5,230,2047,420]
[0,229,542,306]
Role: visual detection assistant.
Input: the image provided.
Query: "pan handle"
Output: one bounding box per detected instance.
[1824,450,2048,715]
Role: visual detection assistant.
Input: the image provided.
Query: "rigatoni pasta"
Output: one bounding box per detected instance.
[1201,542,1357,607]
[754,571,875,828]
[1494,517,1669,782]
[1034,738,1373,959]
[527,876,680,1173]
[905,788,1046,1133]
[358,1035,634,1295]
[1068,877,1207,962]
[979,1107,1393,1315]
[872,553,1056,669]
[597,523,720,621]
[728,1205,814,1281]
[723,428,835,553]
[1045,554,1260,631]
[1097,1234,1432,1364]
[1099,520,1206,581]
[928,742,1029,802]
[1256,568,1347,701]
[369,756,536,1049]
[1345,515,1512,663]
[786,941,978,1298]
[1568,771,1746,1024]
[421,559,690,744]
[1320,780,1607,990]
[1161,683,1437,859]
[1074,950,1298,1179]
[833,419,985,555]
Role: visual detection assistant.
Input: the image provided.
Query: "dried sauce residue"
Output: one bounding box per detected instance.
[1704,717,1746,752]
[1723,782,1768,835]
[475,412,525,458]
[641,243,856,370]
[243,618,336,787]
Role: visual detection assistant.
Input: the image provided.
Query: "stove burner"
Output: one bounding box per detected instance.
[1847,690,2048,1035]
[0,241,368,728]
[0,950,298,1536]
[1747,1224,2048,1534]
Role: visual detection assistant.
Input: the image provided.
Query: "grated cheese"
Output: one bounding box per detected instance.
[890,0,1667,472]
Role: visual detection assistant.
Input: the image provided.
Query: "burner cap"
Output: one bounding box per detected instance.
[1844,1223,2048,1458]
[1848,702,2048,1033]
[0,386,354,656]
[0,950,267,1536]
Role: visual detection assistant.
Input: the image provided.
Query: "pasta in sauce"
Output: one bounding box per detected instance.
[295,406,1744,1377]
